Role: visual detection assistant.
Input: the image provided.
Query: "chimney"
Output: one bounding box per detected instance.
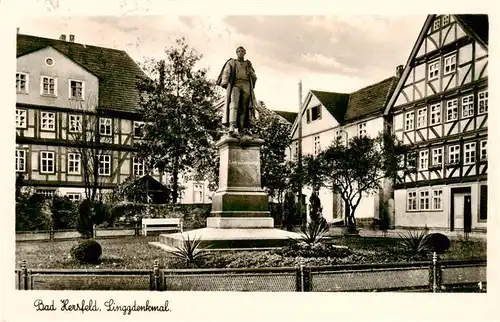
[69,34,75,42]
[16,27,20,34]
[59,34,66,41]
[396,65,404,78]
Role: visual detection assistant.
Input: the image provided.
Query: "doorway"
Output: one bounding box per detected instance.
[450,187,472,232]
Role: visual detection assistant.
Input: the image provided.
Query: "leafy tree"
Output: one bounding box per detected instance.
[253,103,293,204]
[136,38,223,203]
[306,132,404,234]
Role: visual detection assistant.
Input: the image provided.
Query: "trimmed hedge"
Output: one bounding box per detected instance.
[70,239,102,264]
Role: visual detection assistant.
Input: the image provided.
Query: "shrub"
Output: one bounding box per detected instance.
[15,193,52,231]
[398,227,431,256]
[71,239,102,264]
[51,195,78,230]
[169,234,206,268]
[277,241,351,258]
[185,208,208,229]
[77,199,94,238]
[308,191,323,223]
[298,218,329,245]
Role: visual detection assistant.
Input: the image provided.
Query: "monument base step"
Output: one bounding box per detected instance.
[158,228,301,249]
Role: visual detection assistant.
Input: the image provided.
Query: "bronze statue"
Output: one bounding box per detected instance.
[216,46,258,135]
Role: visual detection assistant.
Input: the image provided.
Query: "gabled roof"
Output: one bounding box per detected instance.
[345,76,397,122]
[307,76,396,125]
[17,34,146,112]
[384,14,489,115]
[456,14,488,47]
[274,110,298,124]
[310,90,350,123]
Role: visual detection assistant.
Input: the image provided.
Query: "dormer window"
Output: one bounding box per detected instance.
[306,105,321,123]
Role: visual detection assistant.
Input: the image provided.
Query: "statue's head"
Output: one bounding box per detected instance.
[236,46,246,59]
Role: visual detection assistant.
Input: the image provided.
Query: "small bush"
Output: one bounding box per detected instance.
[278,241,351,258]
[398,227,431,256]
[77,199,93,238]
[169,234,206,268]
[51,195,78,230]
[185,208,208,229]
[71,239,102,264]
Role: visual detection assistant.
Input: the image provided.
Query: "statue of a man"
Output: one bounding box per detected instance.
[216,46,258,135]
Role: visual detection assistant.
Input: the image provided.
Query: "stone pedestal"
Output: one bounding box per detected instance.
[157,134,300,250]
[209,135,272,228]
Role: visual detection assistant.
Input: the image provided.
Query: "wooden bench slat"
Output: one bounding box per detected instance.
[141,218,183,236]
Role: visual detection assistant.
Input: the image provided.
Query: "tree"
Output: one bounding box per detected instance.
[253,103,293,204]
[307,132,404,234]
[136,38,223,203]
[67,94,114,206]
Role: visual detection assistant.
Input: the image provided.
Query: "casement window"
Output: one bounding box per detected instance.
[40,112,56,131]
[358,122,367,137]
[462,95,474,118]
[15,149,26,172]
[407,152,417,168]
[309,105,321,122]
[16,109,27,128]
[446,99,458,121]
[40,151,55,174]
[448,145,460,164]
[407,191,417,211]
[464,142,476,165]
[444,54,456,75]
[419,150,429,170]
[432,147,443,166]
[430,103,441,125]
[335,129,344,145]
[67,153,81,175]
[428,60,440,80]
[69,80,84,99]
[134,121,145,138]
[133,157,145,176]
[98,154,111,176]
[480,140,487,160]
[16,72,28,93]
[313,135,321,155]
[417,107,427,129]
[478,90,488,114]
[35,189,56,197]
[40,76,57,96]
[68,114,82,133]
[405,111,414,131]
[99,118,112,136]
[419,190,430,210]
[433,19,441,31]
[479,185,487,220]
[442,15,450,26]
[432,189,443,210]
[193,183,204,203]
[66,193,81,201]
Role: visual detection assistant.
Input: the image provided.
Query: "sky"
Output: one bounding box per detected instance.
[7,0,429,113]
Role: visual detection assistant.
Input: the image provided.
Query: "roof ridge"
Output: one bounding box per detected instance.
[17,33,128,54]
[351,76,396,94]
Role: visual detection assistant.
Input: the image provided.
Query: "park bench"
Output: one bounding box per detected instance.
[142,218,183,236]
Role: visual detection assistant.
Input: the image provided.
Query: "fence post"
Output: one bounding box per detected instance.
[50,226,54,241]
[135,224,140,237]
[153,259,160,291]
[93,224,97,239]
[432,252,439,293]
[21,260,28,290]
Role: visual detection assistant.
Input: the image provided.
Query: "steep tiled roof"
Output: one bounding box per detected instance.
[345,76,397,121]
[274,111,297,124]
[455,14,488,47]
[309,76,396,124]
[17,34,146,112]
[310,90,350,123]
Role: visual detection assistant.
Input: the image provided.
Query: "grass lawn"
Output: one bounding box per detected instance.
[16,235,487,270]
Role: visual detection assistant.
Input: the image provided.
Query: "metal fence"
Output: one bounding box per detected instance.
[15,259,486,292]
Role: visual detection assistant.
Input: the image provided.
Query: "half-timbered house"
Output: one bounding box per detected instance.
[384,15,488,231]
[15,33,213,203]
